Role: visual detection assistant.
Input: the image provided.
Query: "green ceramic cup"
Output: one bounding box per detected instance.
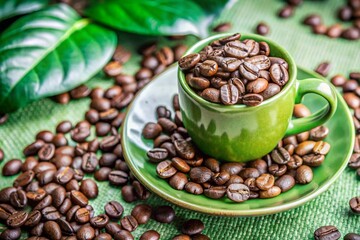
[177,33,337,162]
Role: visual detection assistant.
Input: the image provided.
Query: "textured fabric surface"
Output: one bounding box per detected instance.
[0,0,359,239]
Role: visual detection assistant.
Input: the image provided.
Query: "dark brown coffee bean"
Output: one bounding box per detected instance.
[204,186,227,199]
[135,68,153,81]
[130,204,152,225]
[91,87,105,100]
[23,210,41,227]
[50,186,66,208]
[36,130,54,143]
[188,77,210,90]
[344,233,360,240]
[81,153,98,173]
[120,215,138,232]
[7,211,28,227]
[315,62,331,77]
[343,92,360,109]
[168,172,188,190]
[172,235,191,240]
[269,57,288,69]
[156,106,171,120]
[121,185,137,203]
[105,201,124,220]
[9,189,27,208]
[302,153,324,167]
[77,225,96,240]
[53,92,70,104]
[200,88,221,103]
[350,72,360,81]
[89,214,109,229]
[326,24,343,38]
[43,221,62,240]
[181,219,204,236]
[270,63,289,86]
[259,186,281,198]
[271,147,291,164]
[202,158,219,173]
[342,27,360,40]
[54,146,75,157]
[113,45,131,64]
[104,61,122,77]
[243,93,263,106]
[239,168,260,179]
[71,126,90,143]
[213,22,231,32]
[189,167,212,183]
[70,190,88,207]
[330,74,347,86]
[268,164,287,177]
[314,226,341,240]
[93,167,110,182]
[313,141,331,155]
[278,5,294,18]
[142,123,162,139]
[13,170,34,187]
[293,104,311,118]
[70,84,91,99]
[140,230,160,240]
[78,179,98,199]
[256,22,270,35]
[109,170,128,185]
[104,222,122,236]
[226,183,250,202]
[55,121,72,135]
[349,196,360,214]
[54,166,74,185]
[239,62,259,80]
[0,204,15,220]
[220,83,238,105]
[174,139,195,160]
[184,182,203,195]
[0,228,21,240]
[91,98,111,112]
[157,118,177,133]
[37,169,56,185]
[156,160,177,179]
[255,173,275,190]
[287,154,303,169]
[33,194,52,211]
[246,78,268,94]
[29,222,44,237]
[303,14,322,26]
[169,158,189,173]
[220,162,244,175]
[23,140,45,157]
[296,165,313,184]
[179,53,201,71]
[75,207,90,223]
[310,126,329,141]
[58,198,72,215]
[153,206,175,223]
[2,159,22,176]
[275,174,295,192]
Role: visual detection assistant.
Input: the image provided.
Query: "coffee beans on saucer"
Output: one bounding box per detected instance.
[178,33,290,106]
[144,95,331,202]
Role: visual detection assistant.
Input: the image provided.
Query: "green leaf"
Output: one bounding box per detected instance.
[0,0,50,22]
[85,0,230,37]
[0,4,117,113]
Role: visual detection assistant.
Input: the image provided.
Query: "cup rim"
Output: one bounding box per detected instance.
[178,33,298,111]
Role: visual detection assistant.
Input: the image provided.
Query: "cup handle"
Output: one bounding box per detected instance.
[285,78,337,136]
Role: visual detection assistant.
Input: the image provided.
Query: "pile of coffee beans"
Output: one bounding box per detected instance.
[278,0,360,41]
[314,225,360,240]
[0,40,211,239]
[178,33,290,106]
[143,94,331,202]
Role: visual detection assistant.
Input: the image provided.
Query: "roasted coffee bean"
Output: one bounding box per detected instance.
[210,77,227,89]
[188,77,210,90]
[259,186,281,198]
[255,173,275,190]
[220,162,243,175]
[242,93,263,106]
[286,154,303,169]
[90,214,109,228]
[295,141,316,156]
[343,93,360,109]
[302,153,325,167]
[246,78,268,94]
[94,167,111,181]
[268,164,287,177]
[52,133,67,147]
[120,215,138,232]
[24,140,45,156]
[331,74,347,87]
[310,126,329,141]
[54,166,74,184]
[56,218,74,236]
[174,139,195,160]
[3,159,22,176]
[99,153,117,167]
[184,182,203,195]
[349,153,360,169]
[158,118,177,133]
[70,190,88,207]
[342,28,360,40]
[109,170,128,185]
[56,120,72,134]
[220,57,242,72]
[313,141,331,155]
[33,195,52,211]
[73,169,84,181]
[239,167,260,179]
[66,179,80,192]
[278,5,294,18]
[91,98,111,112]
[0,228,21,240]
[246,55,271,70]
[104,61,122,77]
[95,233,112,240]
[79,179,98,199]
[37,169,56,185]
[75,207,90,223]
[53,92,70,104]
[204,186,227,199]
[170,157,190,173]
[153,205,175,223]
[256,22,270,35]
[23,210,41,227]
[91,87,105,99]
[296,165,313,184]
[344,80,359,93]
[275,174,295,192]
[55,146,75,157]
[270,63,289,86]
[179,53,201,71]
[132,181,149,200]
[43,221,62,240]
[169,172,188,190]
[260,83,280,99]
[239,61,259,80]
[200,88,221,103]
[65,205,80,222]
[156,106,171,120]
[326,24,343,38]
[135,68,153,80]
[0,187,16,203]
[303,14,322,26]
[172,235,191,240]
[271,147,291,164]
[130,204,152,225]
[0,204,15,220]
[201,158,219,173]
[122,185,137,203]
[105,201,124,219]
[70,85,90,99]
[58,198,72,215]
[71,126,90,143]
[50,186,66,207]
[181,219,205,236]
[36,131,54,143]
[77,225,96,240]
[13,170,34,187]
[142,123,162,139]
[113,45,131,64]
[344,233,360,240]
[293,104,311,118]
[220,83,239,105]
[114,230,134,240]
[198,60,218,77]
[95,122,111,136]
[315,62,331,77]
[140,230,160,240]
[42,182,60,194]
[29,222,44,237]
[85,109,99,124]
[211,170,229,185]
[314,226,341,240]
[7,211,28,227]
[10,189,27,208]
[244,177,259,191]
[226,183,250,202]
[189,167,212,183]
[156,160,177,179]
[105,222,122,236]
[81,153,98,173]
[213,22,231,32]
[349,196,360,214]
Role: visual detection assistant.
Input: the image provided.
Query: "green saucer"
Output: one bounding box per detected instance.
[121,65,354,216]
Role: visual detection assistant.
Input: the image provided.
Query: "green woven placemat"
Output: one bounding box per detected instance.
[0,0,359,239]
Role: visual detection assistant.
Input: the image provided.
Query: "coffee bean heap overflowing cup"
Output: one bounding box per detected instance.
[178,33,289,106]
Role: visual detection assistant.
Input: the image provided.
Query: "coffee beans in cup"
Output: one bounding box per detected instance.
[178,33,290,106]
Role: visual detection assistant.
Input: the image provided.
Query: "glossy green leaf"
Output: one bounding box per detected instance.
[85,0,230,37]
[0,4,117,113]
[0,0,50,22]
